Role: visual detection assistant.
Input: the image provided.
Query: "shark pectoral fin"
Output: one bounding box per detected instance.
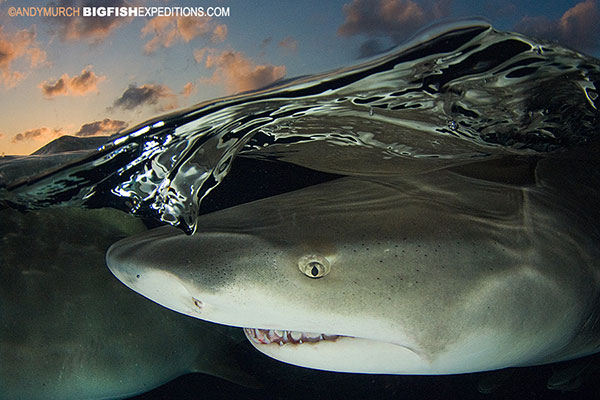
[547,357,595,392]
[189,327,262,389]
[476,368,515,394]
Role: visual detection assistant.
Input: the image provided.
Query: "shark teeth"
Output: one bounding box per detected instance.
[244,328,340,345]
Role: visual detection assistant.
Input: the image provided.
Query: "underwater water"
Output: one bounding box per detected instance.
[1,21,600,399]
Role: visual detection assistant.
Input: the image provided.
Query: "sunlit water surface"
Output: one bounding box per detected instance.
[1,21,598,231]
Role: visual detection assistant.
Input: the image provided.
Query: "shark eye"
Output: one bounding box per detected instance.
[298,255,330,278]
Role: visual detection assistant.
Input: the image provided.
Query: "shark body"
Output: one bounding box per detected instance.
[0,207,252,400]
[107,165,600,374]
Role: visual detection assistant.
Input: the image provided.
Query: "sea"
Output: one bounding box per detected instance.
[1,21,600,399]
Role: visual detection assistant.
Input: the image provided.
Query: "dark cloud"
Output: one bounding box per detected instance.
[358,38,387,58]
[12,127,65,143]
[514,0,600,53]
[112,83,176,110]
[485,1,517,17]
[10,119,127,145]
[47,0,131,43]
[260,37,273,49]
[338,0,452,44]
[40,67,105,98]
[40,76,67,97]
[74,119,128,137]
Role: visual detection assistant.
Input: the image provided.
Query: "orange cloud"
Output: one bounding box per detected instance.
[40,67,105,98]
[211,24,228,43]
[515,0,600,52]
[112,83,177,111]
[194,48,286,94]
[338,0,451,42]
[181,81,197,97]
[48,0,131,43]
[0,26,47,87]
[278,36,298,51]
[142,16,228,54]
[74,118,128,137]
[11,127,66,143]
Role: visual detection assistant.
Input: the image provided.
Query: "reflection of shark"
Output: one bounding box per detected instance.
[0,207,253,400]
[107,164,600,375]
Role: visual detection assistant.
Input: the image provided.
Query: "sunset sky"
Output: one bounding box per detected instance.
[1,0,598,155]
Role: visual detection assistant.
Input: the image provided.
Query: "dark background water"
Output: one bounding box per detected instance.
[132,350,600,400]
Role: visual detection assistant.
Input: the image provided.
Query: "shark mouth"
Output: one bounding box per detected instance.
[244,328,341,345]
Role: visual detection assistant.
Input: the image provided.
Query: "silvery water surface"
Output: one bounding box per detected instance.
[1,21,600,399]
[2,21,598,229]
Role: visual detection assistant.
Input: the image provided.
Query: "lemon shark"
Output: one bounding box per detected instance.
[106,162,600,375]
[0,207,254,400]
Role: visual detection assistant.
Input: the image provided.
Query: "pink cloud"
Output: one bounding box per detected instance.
[211,24,228,43]
[514,0,600,52]
[176,16,212,42]
[181,81,197,98]
[338,0,451,42]
[11,127,66,143]
[0,27,48,87]
[142,16,228,54]
[39,67,105,98]
[278,36,298,51]
[194,48,286,94]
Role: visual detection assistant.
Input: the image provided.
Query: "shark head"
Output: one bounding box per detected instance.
[107,174,599,374]
[107,225,436,374]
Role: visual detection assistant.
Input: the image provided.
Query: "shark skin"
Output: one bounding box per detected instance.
[106,166,600,375]
[0,207,254,400]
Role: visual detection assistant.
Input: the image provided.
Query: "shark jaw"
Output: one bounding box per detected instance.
[105,266,434,374]
[244,328,340,345]
[242,327,430,374]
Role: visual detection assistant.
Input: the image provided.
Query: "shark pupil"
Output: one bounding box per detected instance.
[311,264,320,276]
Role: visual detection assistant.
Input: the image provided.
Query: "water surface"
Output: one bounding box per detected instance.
[2,21,598,234]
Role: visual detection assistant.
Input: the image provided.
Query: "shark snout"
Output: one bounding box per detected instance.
[106,234,199,317]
